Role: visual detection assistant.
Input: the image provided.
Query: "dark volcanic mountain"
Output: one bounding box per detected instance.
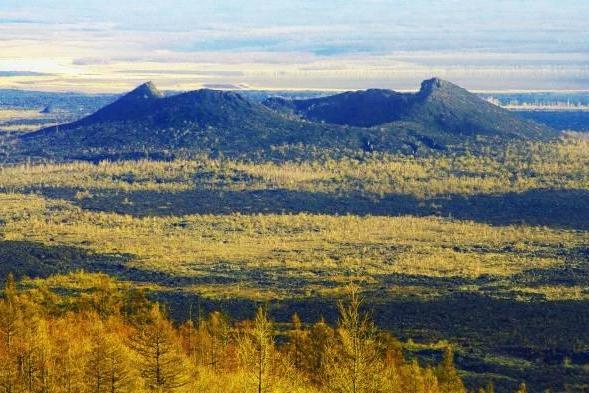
[20,78,557,160]
[264,78,555,139]
[22,82,367,158]
[75,81,164,124]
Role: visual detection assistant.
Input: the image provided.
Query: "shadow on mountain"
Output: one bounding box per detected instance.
[0,240,134,279]
[32,186,589,230]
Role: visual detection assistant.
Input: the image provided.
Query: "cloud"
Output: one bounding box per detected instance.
[0,0,588,91]
[0,18,37,24]
[72,58,113,66]
[115,70,244,77]
[0,71,53,77]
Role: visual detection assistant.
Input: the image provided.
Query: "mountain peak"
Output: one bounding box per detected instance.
[36,81,165,127]
[419,77,457,95]
[260,78,556,139]
[125,81,163,100]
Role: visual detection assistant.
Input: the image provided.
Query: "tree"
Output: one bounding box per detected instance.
[435,346,466,393]
[103,332,140,393]
[286,313,306,370]
[298,316,333,384]
[0,274,19,349]
[86,318,140,393]
[381,333,409,393]
[131,305,190,392]
[178,319,199,367]
[16,316,53,393]
[0,350,17,393]
[51,315,87,393]
[179,310,231,371]
[516,383,528,393]
[79,275,125,318]
[237,307,276,393]
[204,311,230,371]
[0,274,21,393]
[86,332,108,393]
[323,285,384,393]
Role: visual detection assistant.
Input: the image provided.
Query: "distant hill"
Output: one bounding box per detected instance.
[40,105,55,114]
[19,78,557,161]
[515,110,589,132]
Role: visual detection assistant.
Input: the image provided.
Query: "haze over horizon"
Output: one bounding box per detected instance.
[1,0,588,92]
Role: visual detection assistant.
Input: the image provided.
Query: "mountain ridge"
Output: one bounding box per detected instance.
[19,78,557,161]
[263,77,554,139]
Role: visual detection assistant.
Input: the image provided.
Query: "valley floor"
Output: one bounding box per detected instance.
[0,139,588,392]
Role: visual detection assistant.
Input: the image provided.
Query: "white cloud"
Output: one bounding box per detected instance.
[0,0,587,91]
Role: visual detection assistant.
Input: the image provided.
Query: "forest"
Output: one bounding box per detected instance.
[0,272,528,393]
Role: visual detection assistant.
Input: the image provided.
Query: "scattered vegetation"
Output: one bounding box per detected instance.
[0,137,588,391]
[1,139,588,198]
[0,192,585,300]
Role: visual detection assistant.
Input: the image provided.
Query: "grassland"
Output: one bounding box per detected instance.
[0,108,63,133]
[0,138,588,391]
[0,192,585,299]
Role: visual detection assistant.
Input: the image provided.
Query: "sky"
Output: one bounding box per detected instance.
[0,0,588,92]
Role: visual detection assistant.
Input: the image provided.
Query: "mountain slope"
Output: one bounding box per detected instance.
[62,81,163,127]
[264,78,556,139]
[19,79,558,161]
[22,84,377,158]
[264,88,415,127]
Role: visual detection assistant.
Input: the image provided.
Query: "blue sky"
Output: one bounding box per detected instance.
[0,0,588,91]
